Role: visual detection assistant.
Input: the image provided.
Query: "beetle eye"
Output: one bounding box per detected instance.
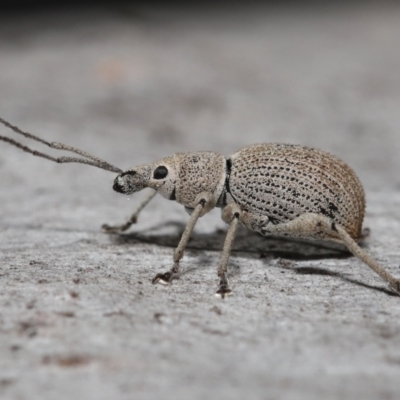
[153,165,168,179]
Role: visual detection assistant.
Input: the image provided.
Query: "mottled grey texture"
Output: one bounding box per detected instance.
[229,143,365,238]
[113,151,226,208]
[1,3,400,400]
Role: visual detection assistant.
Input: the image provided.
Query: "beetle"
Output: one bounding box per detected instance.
[1,116,399,297]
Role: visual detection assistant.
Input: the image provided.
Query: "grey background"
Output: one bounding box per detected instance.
[1,2,400,399]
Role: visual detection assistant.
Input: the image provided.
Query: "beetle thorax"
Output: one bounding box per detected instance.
[169,151,226,209]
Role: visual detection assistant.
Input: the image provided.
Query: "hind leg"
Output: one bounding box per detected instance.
[246,212,400,294]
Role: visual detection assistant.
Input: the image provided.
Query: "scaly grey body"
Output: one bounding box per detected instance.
[0,116,398,297]
[112,144,365,242]
[226,143,365,241]
[110,143,397,297]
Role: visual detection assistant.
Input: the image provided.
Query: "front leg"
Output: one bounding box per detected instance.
[152,192,214,285]
[102,189,157,233]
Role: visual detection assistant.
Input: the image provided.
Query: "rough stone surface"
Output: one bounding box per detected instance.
[1,3,400,400]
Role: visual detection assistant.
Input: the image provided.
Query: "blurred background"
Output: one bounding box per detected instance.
[1,0,400,192]
[1,3,400,400]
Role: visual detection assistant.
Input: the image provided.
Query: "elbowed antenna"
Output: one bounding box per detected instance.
[0,117,122,174]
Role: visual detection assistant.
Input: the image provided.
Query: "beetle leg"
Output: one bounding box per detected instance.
[331,221,400,294]
[152,192,214,285]
[263,213,400,294]
[102,189,157,233]
[215,204,242,298]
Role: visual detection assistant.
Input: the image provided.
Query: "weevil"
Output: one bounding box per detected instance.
[1,116,399,297]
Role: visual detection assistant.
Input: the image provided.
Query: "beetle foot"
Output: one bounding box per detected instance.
[152,271,177,285]
[101,224,122,234]
[389,280,400,295]
[101,218,137,234]
[152,263,180,285]
[215,276,232,298]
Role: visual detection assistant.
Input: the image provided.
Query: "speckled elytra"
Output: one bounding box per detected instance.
[1,116,399,297]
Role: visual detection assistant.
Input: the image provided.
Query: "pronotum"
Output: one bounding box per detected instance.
[1,117,399,297]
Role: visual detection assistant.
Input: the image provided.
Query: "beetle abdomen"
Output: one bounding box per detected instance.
[228,143,365,240]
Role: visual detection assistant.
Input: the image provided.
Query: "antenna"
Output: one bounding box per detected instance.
[0,117,122,174]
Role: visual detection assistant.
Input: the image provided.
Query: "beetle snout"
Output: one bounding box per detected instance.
[113,170,138,194]
[113,176,126,193]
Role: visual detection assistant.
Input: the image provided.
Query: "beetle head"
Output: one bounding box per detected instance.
[113,156,177,198]
[113,152,226,209]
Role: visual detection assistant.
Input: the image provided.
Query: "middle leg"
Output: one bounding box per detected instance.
[216,203,242,297]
